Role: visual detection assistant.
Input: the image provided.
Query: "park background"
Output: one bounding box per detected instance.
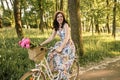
[0,0,120,79]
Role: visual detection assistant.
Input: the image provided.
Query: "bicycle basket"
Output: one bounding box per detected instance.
[28,46,47,62]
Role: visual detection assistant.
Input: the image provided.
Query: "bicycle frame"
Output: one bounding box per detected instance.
[30,57,61,80]
[20,46,79,80]
[31,58,79,80]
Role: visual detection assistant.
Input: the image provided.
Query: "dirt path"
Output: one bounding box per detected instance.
[78,56,120,80]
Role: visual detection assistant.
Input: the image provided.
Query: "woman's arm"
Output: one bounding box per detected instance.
[40,30,57,46]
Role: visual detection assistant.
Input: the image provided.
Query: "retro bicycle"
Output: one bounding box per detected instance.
[20,46,79,80]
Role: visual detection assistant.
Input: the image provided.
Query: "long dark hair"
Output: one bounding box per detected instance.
[53,11,68,31]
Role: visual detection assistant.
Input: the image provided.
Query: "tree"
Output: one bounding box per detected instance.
[37,0,44,32]
[14,0,24,38]
[106,0,111,33]
[55,0,58,11]
[0,17,2,28]
[112,0,117,38]
[60,0,63,11]
[68,0,84,57]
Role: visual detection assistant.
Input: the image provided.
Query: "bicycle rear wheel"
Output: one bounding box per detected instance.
[20,71,46,80]
[69,58,79,80]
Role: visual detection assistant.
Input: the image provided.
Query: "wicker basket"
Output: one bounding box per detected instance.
[28,46,47,63]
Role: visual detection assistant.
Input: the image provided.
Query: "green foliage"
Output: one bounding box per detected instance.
[2,10,13,27]
[0,48,34,80]
[21,0,55,29]
[2,17,11,27]
[0,28,57,79]
[0,28,120,79]
[79,33,120,66]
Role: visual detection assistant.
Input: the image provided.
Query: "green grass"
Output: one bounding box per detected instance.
[0,28,120,79]
[79,32,120,65]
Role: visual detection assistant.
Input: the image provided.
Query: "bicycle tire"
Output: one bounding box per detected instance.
[20,71,46,80]
[69,58,79,80]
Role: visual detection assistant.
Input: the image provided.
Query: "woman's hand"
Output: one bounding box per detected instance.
[39,43,42,46]
[49,53,54,59]
[55,47,62,53]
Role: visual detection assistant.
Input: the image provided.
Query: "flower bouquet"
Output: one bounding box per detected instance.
[18,38,46,62]
[18,38,36,49]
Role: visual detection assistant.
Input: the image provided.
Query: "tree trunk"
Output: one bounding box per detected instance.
[106,0,110,33]
[60,0,63,11]
[112,0,117,38]
[95,23,100,34]
[106,15,110,33]
[91,17,94,35]
[94,19,100,34]
[0,18,2,28]
[37,0,44,32]
[14,0,24,39]
[68,0,84,57]
[55,0,58,11]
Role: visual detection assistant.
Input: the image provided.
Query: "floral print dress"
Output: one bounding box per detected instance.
[47,28,76,80]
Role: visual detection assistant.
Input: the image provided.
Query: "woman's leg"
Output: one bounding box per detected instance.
[47,51,57,71]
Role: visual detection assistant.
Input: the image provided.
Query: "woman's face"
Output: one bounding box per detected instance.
[56,13,63,25]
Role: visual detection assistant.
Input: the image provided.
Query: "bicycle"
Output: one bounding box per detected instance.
[20,46,79,80]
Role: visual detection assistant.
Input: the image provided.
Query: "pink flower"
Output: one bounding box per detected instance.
[21,42,25,48]
[18,38,32,49]
[26,44,30,48]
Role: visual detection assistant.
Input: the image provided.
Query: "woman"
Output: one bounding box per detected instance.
[40,11,76,80]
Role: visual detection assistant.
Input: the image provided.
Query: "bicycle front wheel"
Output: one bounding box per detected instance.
[20,71,46,80]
